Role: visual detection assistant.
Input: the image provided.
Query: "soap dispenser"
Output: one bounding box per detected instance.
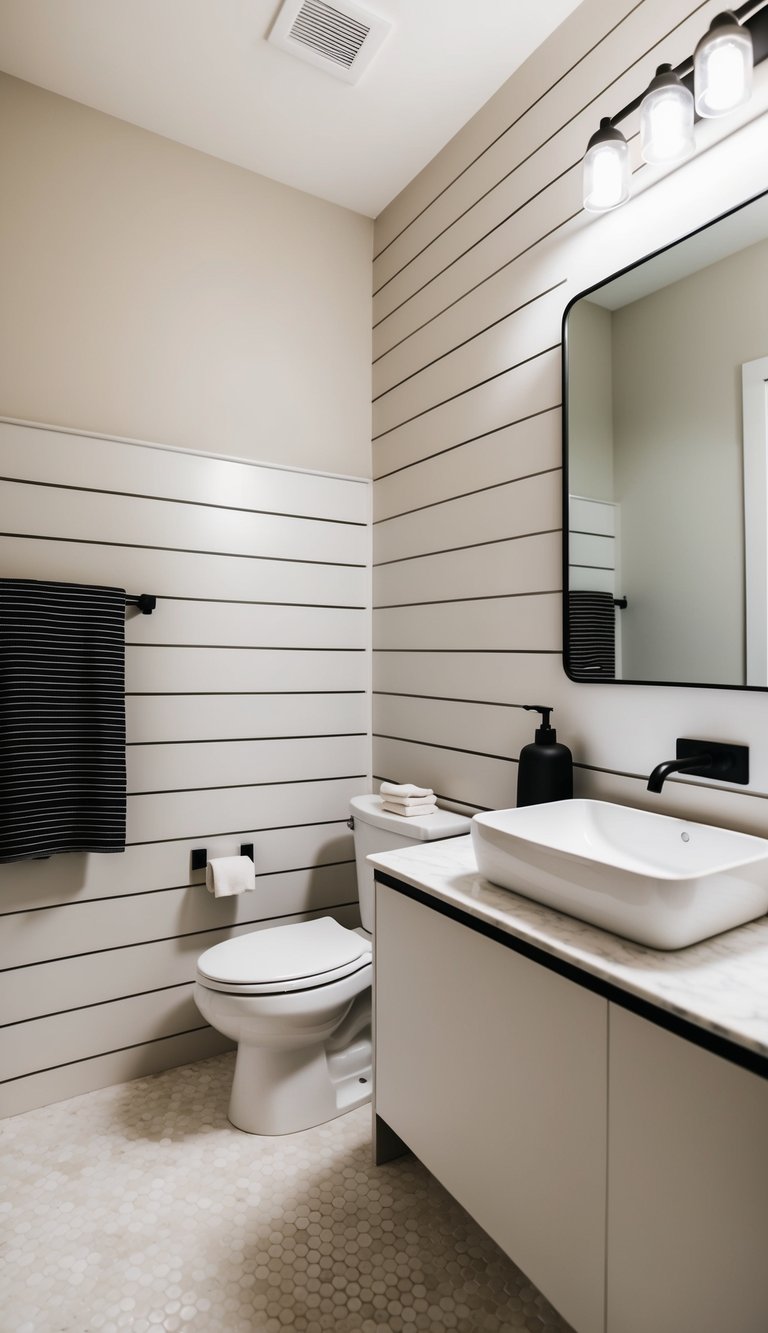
[516,705,573,807]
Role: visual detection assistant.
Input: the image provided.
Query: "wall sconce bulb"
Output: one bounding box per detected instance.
[582,118,630,213]
[694,11,753,117]
[640,64,695,165]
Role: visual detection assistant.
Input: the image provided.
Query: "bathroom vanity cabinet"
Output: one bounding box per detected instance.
[606,1006,767,1333]
[373,871,768,1333]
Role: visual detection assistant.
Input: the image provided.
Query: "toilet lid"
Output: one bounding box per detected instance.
[196,917,371,990]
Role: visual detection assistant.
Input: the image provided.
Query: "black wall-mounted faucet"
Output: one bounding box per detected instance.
[647,738,749,793]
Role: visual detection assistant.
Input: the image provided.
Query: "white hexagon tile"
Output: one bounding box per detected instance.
[0,1054,573,1332]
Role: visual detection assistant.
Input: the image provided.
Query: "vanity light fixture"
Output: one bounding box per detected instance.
[582,0,767,212]
[694,11,754,116]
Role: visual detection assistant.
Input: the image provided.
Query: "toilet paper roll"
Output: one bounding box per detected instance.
[205,855,256,898]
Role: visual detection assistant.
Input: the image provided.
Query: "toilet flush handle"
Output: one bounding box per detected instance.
[347,816,355,830]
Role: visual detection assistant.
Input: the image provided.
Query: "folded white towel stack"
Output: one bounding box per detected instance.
[380,801,437,816]
[206,855,256,898]
[380,782,433,798]
[379,781,437,817]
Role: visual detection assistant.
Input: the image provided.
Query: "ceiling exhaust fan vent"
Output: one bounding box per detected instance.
[268,0,392,84]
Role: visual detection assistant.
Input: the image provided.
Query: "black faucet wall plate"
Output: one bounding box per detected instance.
[677,738,750,784]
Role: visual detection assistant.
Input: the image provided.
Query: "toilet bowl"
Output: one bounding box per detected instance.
[194,793,470,1135]
[194,916,372,1135]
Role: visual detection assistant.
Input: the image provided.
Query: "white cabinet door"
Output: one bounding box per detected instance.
[607,1005,768,1333]
[375,884,608,1333]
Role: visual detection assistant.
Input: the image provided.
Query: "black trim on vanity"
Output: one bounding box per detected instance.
[374,872,768,1082]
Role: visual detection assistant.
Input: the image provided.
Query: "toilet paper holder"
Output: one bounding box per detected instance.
[191,844,254,872]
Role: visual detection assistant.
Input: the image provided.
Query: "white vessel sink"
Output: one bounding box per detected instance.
[471,799,768,949]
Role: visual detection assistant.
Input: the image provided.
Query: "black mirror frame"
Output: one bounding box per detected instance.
[562,183,768,692]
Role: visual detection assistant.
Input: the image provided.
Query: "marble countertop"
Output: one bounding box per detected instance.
[369,835,768,1063]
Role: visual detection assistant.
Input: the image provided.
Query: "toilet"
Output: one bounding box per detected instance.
[193,793,470,1135]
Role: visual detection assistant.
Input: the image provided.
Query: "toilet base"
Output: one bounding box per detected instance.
[193,953,373,1137]
[229,1028,372,1135]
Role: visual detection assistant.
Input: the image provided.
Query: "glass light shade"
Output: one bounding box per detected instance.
[694,12,753,117]
[582,119,630,213]
[640,64,695,164]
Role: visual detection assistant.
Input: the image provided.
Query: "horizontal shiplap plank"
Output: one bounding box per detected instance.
[373,409,560,513]
[569,496,616,537]
[374,650,566,703]
[374,735,517,812]
[373,262,565,398]
[569,565,615,594]
[0,421,370,523]
[374,532,561,607]
[569,532,614,569]
[373,595,560,652]
[0,536,368,607]
[374,694,537,766]
[0,935,227,1030]
[0,862,357,971]
[126,693,368,743]
[0,985,205,1083]
[372,347,561,473]
[0,1027,231,1120]
[374,471,561,565]
[126,601,366,649]
[0,899,362,1027]
[0,820,354,914]
[372,285,564,436]
[127,776,369,844]
[126,735,368,794]
[0,480,367,566]
[125,646,367,693]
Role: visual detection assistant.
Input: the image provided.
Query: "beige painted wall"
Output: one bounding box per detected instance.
[0,73,373,476]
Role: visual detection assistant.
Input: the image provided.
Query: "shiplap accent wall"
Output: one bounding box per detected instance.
[0,419,370,1118]
[371,0,768,834]
[568,497,616,598]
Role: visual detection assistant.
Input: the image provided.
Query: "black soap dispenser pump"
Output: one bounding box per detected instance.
[516,705,573,807]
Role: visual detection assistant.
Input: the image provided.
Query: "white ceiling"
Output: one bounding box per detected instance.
[0,0,585,217]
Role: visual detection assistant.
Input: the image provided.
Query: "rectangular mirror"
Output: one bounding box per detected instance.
[563,187,768,689]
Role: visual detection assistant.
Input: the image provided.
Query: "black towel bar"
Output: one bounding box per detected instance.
[126,594,157,615]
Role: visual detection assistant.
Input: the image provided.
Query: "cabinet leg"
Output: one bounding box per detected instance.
[373,1112,409,1165]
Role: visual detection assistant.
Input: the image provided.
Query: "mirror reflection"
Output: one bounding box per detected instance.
[564,190,768,688]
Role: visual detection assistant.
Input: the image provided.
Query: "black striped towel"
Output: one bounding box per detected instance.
[567,590,616,679]
[0,579,127,862]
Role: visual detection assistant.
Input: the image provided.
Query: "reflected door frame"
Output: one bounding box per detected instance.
[742,355,768,687]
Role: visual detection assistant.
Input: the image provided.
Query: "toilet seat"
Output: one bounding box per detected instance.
[196,916,372,995]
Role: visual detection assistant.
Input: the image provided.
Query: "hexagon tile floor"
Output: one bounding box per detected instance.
[0,1053,573,1333]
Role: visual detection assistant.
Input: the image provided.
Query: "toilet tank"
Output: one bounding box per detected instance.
[350,794,471,933]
